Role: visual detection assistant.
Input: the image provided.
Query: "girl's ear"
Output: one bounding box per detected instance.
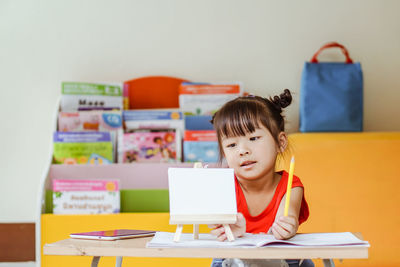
[278,132,288,152]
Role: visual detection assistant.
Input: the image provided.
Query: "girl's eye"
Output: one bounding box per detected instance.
[250,136,260,141]
[226,143,236,148]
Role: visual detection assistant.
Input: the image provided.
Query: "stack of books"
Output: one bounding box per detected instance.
[53,179,120,214]
[53,80,245,165]
[55,82,123,165]
[183,130,218,163]
[179,82,242,163]
[121,109,183,163]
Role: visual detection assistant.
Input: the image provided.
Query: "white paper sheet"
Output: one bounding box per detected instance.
[147,232,370,248]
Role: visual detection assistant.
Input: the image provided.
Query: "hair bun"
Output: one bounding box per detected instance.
[270,89,292,112]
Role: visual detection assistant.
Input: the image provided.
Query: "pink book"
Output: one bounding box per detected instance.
[122,131,180,163]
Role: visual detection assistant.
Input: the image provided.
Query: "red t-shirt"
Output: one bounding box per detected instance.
[235,171,309,233]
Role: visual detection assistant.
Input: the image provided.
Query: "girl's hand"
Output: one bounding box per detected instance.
[209,213,246,241]
[271,215,299,240]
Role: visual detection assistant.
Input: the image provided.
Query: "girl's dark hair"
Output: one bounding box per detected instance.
[211,89,292,160]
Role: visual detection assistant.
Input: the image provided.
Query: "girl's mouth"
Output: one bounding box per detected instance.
[240,161,256,168]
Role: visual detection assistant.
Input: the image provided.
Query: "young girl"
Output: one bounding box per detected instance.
[209,89,312,267]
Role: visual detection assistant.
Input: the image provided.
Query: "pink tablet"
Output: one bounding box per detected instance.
[70,229,156,240]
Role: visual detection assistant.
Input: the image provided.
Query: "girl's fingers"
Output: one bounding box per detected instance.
[279,216,297,225]
[211,213,247,240]
[271,226,283,240]
[271,215,299,240]
[274,220,294,233]
[210,226,232,242]
[210,226,225,237]
[237,213,245,224]
[272,223,291,239]
[217,233,227,242]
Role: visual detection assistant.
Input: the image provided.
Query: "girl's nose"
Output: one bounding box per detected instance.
[238,145,250,156]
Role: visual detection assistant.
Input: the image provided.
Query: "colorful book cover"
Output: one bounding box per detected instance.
[123,109,184,132]
[184,130,217,141]
[58,110,122,132]
[183,130,219,163]
[53,132,113,165]
[123,83,130,110]
[60,82,123,111]
[52,179,120,214]
[122,131,180,163]
[179,82,242,115]
[184,115,214,130]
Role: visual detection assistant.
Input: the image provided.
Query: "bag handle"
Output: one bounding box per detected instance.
[310,42,353,64]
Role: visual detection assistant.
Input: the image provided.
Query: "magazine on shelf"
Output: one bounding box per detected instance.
[179,82,242,116]
[147,232,370,248]
[52,179,120,215]
[183,130,218,163]
[60,82,123,111]
[58,110,122,164]
[184,115,214,130]
[123,109,184,132]
[58,110,122,132]
[53,132,113,165]
[121,130,181,163]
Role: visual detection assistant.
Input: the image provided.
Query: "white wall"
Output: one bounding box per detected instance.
[0,0,399,222]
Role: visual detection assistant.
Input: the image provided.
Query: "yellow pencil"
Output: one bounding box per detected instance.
[284,156,295,217]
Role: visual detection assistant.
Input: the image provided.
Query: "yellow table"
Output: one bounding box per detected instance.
[43,234,368,267]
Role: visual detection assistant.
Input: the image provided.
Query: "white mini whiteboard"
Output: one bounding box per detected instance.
[168,168,237,224]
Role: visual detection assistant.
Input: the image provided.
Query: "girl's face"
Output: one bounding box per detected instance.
[221,126,281,181]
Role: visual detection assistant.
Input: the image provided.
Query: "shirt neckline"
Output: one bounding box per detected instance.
[236,170,287,220]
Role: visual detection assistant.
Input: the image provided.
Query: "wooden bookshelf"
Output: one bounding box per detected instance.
[37,76,206,267]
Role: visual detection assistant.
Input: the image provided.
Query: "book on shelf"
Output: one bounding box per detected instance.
[58,110,122,165]
[184,115,214,130]
[147,232,370,248]
[179,82,242,116]
[120,130,181,163]
[60,82,123,112]
[123,84,130,110]
[53,132,114,165]
[183,130,218,163]
[123,109,184,133]
[58,110,122,132]
[52,179,120,214]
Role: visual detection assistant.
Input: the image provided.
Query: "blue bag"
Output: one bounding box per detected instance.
[300,42,363,132]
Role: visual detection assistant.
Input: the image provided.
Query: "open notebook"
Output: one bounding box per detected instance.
[147,232,369,248]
